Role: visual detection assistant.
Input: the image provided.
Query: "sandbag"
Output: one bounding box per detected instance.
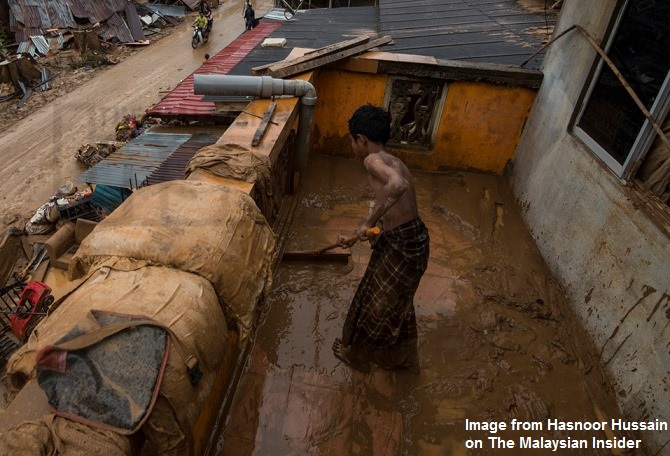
[185,143,275,219]
[6,264,231,455]
[0,414,132,456]
[69,180,275,341]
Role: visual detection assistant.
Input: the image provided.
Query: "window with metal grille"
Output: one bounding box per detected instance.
[384,77,445,149]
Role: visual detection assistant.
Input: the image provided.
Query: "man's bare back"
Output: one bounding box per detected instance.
[362,150,419,232]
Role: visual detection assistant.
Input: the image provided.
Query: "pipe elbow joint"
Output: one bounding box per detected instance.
[285,79,317,106]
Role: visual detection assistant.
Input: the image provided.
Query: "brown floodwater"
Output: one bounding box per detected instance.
[212,153,637,455]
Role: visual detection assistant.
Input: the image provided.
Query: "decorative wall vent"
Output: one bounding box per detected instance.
[385,78,445,148]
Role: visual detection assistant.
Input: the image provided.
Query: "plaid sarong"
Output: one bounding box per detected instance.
[342,217,429,368]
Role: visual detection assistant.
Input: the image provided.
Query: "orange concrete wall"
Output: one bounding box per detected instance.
[311,69,389,157]
[311,69,536,175]
[428,81,535,174]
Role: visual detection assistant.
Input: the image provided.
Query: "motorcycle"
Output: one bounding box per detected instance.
[191,25,209,48]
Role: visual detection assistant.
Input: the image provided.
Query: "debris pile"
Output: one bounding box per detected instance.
[6,2,188,58]
[75,142,122,167]
[115,114,142,141]
[23,182,96,235]
[0,56,54,107]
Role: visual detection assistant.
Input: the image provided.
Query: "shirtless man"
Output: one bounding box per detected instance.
[332,104,430,374]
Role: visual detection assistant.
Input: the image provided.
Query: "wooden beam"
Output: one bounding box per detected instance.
[252,102,277,146]
[262,35,394,79]
[252,35,372,75]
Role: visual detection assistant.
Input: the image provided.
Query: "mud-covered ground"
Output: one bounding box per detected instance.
[0,44,137,132]
[217,153,636,455]
[0,0,269,231]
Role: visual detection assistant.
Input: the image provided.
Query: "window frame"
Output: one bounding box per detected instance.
[381,75,448,151]
[573,0,670,181]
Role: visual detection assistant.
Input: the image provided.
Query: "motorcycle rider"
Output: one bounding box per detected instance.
[193,11,208,42]
[199,1,213,33]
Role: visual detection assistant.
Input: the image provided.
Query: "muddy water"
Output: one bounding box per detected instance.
[215,153,634,455]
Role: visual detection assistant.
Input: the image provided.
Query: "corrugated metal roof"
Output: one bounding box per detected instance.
[242,0,555,70]
[47,1,77,28]
[145,133,220,185]
[225,0,554,77]
[9,3,41,28]
[148,0,554,119]
[77,132,192,189]
[14,28,41,44]
[8,0,145,44]
[378,0,555,68]
[146,20,283,119]
[67,0,115,23]
[143,4,187,18]
[63,0,88,20]
[101,12,134,43]
[229,7,379,76]
[125,2,146,42]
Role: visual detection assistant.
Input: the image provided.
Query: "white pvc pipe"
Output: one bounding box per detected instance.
[193,74,317,175]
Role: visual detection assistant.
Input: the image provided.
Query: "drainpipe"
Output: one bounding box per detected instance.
[193,74,317,176]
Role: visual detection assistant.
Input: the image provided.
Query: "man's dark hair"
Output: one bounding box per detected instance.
[348,104,391,145]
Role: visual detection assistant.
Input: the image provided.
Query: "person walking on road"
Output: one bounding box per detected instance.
[244,1,256,30]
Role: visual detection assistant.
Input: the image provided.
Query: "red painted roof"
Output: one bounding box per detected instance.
[147,21,282,119]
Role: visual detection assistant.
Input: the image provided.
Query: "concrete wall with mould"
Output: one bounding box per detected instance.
[507,1,670,453]
[310,62,538,175]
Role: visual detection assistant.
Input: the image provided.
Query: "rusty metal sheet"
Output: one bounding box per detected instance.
[146,133,220,185]
[9,0,134,43]
[143,4,186,18]
[103,12,133,43]
[9,3,42,27]
[66,0,115,23]
[77,133,192,189]
[63,0,87,19]
[125,2,146,42]
[46,1,76,28]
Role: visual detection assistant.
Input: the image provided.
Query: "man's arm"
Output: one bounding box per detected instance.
[356,154,408,237]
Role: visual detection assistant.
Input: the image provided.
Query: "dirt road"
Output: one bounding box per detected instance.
[0,0,273,228]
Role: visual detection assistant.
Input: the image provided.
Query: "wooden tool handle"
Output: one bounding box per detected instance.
[340,226,381,244]
[317,227,381,254]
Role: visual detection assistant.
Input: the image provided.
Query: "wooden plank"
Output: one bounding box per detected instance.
[281,251,351,262]
[252,102,277,146]
[252,35,371,75]
[266,35,394,79]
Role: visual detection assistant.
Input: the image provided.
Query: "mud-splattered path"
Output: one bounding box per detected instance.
[0,0,274,227]
[215,153,634,455]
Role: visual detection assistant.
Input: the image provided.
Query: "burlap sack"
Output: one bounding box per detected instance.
[185,143,275,218]
[0,414,131,456]
[69,180,275,341]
